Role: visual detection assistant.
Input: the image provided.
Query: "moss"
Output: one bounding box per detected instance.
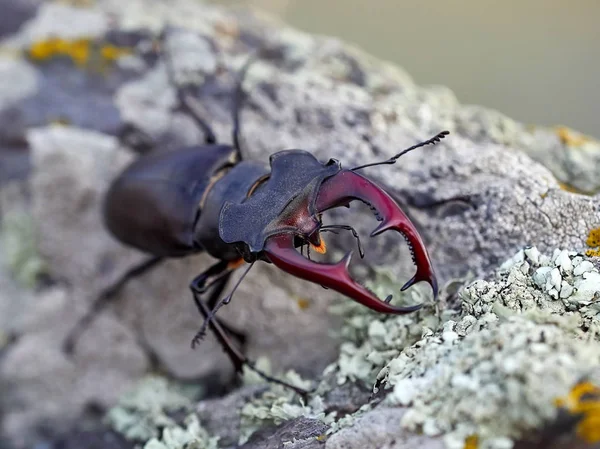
[1,211,47,288]
[27,37,132,68]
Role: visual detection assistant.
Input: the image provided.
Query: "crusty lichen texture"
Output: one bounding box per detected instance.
[235,248,600,449]
[28,37,132,67]
[1,211,47,288]
[106,375,209,446]
[376,247,600,449]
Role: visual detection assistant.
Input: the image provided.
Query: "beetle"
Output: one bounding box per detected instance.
[63,33,447,394]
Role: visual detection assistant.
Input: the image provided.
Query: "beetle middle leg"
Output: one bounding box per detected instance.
[189,262,310,396]
[63,255,164,354]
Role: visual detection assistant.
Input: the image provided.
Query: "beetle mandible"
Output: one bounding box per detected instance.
[63,30,448,394]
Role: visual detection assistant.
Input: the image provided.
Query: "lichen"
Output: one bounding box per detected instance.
[143,414,219,449]
[366,247,600,449]
[555,126,591,148]
[27,37,132,68]
[236,268,443,443]
[1,211,47,288]
[586,227,600,257]
[555,381,600,443]
[238,362,332,444]
[327,267,447,387]
[106,375,202,442]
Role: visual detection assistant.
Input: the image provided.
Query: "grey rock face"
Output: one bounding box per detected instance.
[0,0,599,448]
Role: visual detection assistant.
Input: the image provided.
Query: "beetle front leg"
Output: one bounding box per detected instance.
[189,264,310,396]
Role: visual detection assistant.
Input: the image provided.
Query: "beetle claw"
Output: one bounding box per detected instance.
[264,170,437,315]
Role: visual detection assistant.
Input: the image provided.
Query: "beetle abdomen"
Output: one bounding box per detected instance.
[104,145,236,257]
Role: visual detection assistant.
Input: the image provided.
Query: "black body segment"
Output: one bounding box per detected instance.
[103,144,236,257]
[219,150,341,253]
[194,160,269,261]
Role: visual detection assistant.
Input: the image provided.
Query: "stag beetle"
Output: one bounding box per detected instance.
[63,33,448,394]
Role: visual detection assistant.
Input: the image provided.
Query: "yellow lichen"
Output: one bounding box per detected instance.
[586,228,600,257]
[555,126,590,147]
[558,182,586,194]
[295,297,311,310]
[28,37,131,68]
[586,248,600,257]
[554,381,600,443]
[463,434,479,449]
[587,228,600,248]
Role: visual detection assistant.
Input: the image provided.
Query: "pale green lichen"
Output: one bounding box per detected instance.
[106,375,203,442]
[237,268,444,443]
[327,267,449,387]
[367,247,600,449]
[1,211,47,288]
[238,363,332,444]
[143,414,219,449]
[382,315,600,449]
[461,247,600,337]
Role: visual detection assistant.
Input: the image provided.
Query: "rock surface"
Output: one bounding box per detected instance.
[0,0,599,448]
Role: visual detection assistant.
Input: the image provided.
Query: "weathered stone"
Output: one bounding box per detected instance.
[0,0,599,448]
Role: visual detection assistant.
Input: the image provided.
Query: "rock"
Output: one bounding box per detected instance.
[0,0,599,448]
[325,408,445,449]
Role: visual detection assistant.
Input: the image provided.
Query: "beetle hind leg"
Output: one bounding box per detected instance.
[62,255,164,355]
[160,28,218,145]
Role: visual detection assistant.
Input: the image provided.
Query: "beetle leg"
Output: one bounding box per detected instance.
[190,262,254,347]
[63,255,164,355]
[189,264,310,396]
[264,170,438,313]
[160,28,217,145]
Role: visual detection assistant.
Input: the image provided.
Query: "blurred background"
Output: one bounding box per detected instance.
[211,0,600,138]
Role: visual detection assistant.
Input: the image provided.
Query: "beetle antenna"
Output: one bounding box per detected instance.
[191,262,254,346]
[351,130,450,171]
[161,27,217,145]
[231,53,260,161]
[321,224,365,258]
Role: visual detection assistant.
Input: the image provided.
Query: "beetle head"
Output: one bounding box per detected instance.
[219,150,437,314]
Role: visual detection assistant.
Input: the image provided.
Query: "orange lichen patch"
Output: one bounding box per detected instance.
[558,182,587,194]
[555,126,591,147]
[586,248,600,257]
[586,228,600,257]
[554,381,600,443]
[50,118,71,126]
[296,297,311,310]
[315,434,327,442]
[463,434,479,449]
[310,236,327,254]
[586,228,600,248]
[28,37,131,67]
[214,19,240,39]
